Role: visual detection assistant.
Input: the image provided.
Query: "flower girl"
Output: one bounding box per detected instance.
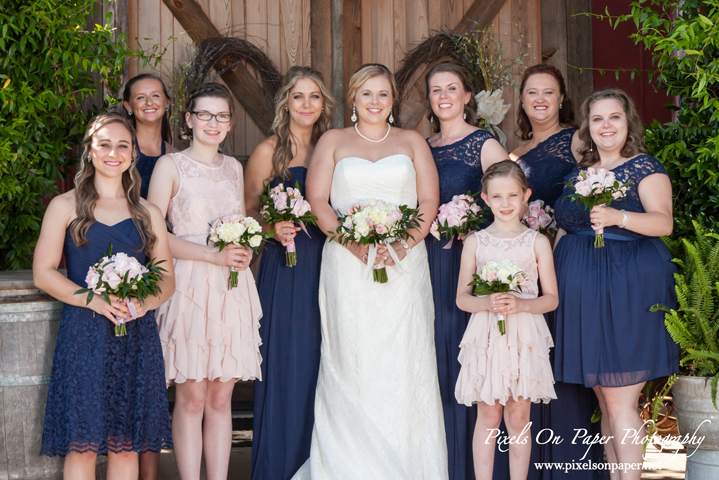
[455,160,557,480]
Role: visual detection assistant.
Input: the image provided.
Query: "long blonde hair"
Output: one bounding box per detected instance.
[270,66,336,181]
[71,113,157,255]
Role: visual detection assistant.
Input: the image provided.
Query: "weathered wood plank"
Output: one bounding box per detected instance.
[311,0,332,89]
[2,385,25,479]
[244,0,269,145]
[301,0,312,66]
[360,0,372,64]
[280,0,302,71]
[22,385,45,479]
[393,0,407,71]
[230,1,248,155]
[268,0,282,68]
[377,0,393,67]
[207,0,235,154]
[406,0,429,44]
[566,0,592,108]
[398,0,508,129]
[331,0,345,127]
[161,0,275,136]
[540,0,568,80]
[342,0,362,125]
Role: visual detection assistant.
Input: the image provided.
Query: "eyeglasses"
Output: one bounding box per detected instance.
[191,111,232,123]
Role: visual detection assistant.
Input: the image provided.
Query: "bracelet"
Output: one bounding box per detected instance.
[399,238,411,255]
[619,210,629,229]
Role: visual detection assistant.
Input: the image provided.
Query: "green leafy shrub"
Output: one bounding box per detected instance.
[653,221,719,407]
[0,0,160,270]
[612,1,719,238]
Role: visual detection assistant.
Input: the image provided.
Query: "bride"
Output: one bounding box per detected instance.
[293,64,448,479]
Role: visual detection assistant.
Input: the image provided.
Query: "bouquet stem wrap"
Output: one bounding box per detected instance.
[286,238,297,267]
[497,313,506,335]
[364,242,405,284]
[229,266,239,289]
[115,298,138,337]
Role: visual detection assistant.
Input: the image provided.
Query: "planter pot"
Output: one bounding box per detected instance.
[672,375,719,480]
[0,270,106,479]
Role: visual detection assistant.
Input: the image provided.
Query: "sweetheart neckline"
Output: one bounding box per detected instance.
[336,154,412,166]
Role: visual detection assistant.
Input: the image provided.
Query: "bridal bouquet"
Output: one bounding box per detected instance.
[329,199,423,283]
[259,182,318,267]
[469,259,526,335]
[430,192,486,248]
[75,244,167,336]
[521,199,557,237]
[565,168,630,248]
[207,214,272,289]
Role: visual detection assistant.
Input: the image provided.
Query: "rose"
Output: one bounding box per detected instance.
[430,221,440,239]
[273,192,290,212]
[249,235,262,248]
[528,202,541,217]
[527,217,539,229]
[575,180,592,197]
[539,212,553,229]
[447,214,462,227]
[475,89,511,126]
[375,224,387,235]
[86,268,100,290]
[102,268,122,290]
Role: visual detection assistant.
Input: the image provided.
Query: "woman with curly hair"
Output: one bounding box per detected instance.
[244,66,336,480]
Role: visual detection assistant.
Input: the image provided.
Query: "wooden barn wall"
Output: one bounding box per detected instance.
[127,0,541,156]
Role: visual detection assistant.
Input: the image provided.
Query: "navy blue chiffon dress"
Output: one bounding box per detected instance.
[553,155,678,388]
[428,129,495,480]
[251,166,325,480]
[136,139,166,199]
[41,219,172,456]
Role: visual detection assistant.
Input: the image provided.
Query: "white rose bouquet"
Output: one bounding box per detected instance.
[259,181,318,267]
[75,244,167,336]
[207,214,272,289]
[430,191,486,248]
[468,259,526,335]
[565,168,630,248]
[329,199,423,283]
[521,199,557,238]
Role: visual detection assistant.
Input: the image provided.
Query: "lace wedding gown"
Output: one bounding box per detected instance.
[293,154,448,479]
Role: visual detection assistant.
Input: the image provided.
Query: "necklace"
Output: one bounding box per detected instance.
[355,123,391,143]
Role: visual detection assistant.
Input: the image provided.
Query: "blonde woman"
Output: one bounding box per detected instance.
[244,66,336,480]
[293,64,448,479]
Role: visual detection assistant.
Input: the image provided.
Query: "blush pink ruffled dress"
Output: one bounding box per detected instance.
[156,152,262,385]
[455,228,556,406]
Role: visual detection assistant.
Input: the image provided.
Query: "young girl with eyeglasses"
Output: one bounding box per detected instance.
[147,83,262,480]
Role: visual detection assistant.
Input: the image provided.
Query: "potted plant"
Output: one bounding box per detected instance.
[653,221,719,478]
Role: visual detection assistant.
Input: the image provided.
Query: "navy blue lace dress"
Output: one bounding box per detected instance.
[41,219,172,457]
[553,155,678,387]
[136,140,166,199]
[428,129,495,480]
[251,166,325,480]
[517,128,577,207]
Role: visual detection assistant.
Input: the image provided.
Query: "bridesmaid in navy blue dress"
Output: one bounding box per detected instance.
[122,73,178,199]
[244,66,336,480]
[34,113,175,477]
[507,64,607,480]
[554,88,678,478]
[425,62,509,480]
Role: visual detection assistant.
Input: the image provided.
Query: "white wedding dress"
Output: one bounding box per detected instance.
[292,155,448,480]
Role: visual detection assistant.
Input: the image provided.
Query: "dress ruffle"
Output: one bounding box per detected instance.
[455,306,556,406]
[156,258,262,385]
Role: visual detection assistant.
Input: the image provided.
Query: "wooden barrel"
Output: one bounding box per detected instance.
[0,270,106,479]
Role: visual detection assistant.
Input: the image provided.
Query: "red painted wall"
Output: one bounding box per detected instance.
[591,0,672,125]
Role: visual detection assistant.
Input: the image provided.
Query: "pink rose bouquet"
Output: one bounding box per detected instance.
[207,214,272,289]
[259,182,318,267]
[430,191,486,248]
[565,168,630,248]
[469,259,526,335]
[75,244,167,336]
[522,199,557,237]
[329,199,423,283]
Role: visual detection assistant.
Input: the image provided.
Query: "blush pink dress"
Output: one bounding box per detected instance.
[455,228,556,406]
[156,152,262,385]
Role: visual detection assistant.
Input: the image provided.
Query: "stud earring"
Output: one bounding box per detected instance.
[589,142,593,153]
[350,105,357,123]
[521,104,524,110]
[165,107,169,112]
[127,110,133,116]
[463,113,467,120]
[430,116,433,123]
[87,155,92,162]
[388,112,394,124]
[559,103,563,110]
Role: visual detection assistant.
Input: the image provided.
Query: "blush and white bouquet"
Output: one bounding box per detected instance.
[469,259,526,335]
[329,199,423,283]
[259,182,318,267]
[207,214,272,289]
[565,168,630,248]
[522,199,557,237]
[430,191,486,248]
[75,244,167,336]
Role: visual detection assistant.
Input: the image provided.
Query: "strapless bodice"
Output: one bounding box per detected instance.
[330,154,418,214]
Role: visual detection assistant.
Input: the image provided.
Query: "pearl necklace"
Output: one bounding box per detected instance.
[355,123,391,143]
